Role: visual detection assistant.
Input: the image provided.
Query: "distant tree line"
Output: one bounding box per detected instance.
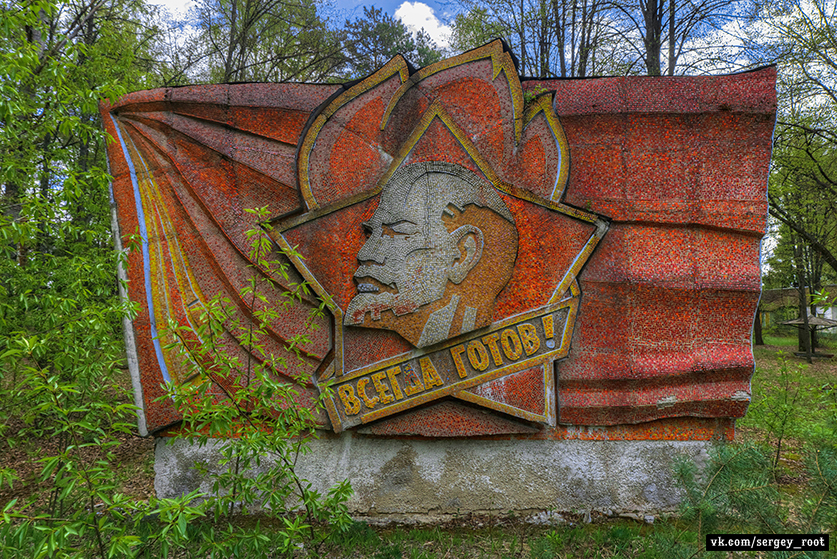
[144,0,748,84]
[150,1,444,84]
[754,0,837,354]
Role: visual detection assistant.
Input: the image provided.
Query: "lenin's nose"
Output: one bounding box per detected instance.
[356,227,386,265]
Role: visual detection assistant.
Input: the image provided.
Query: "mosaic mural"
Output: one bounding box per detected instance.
[101,41,776,439]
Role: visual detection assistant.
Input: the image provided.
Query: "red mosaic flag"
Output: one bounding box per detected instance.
[101,41,775,439]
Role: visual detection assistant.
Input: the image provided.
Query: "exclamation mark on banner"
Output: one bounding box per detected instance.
[542,314,555,348]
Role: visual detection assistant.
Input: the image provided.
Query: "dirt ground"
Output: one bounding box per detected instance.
[0,367,156,512]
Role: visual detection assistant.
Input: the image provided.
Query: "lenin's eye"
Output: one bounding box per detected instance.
[382,221,418,237]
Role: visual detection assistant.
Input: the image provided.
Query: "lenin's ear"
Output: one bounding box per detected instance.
[448,225,484,284]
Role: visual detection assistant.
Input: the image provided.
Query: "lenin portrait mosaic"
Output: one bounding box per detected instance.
[268,42,608,431]
[344,161,519,348]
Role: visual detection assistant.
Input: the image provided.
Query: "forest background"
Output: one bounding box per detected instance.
[1,0,837,557]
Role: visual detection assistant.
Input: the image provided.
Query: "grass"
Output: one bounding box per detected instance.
[763,334,799,346]
[320,517,700,558]
[747,338,837,451]
[762,332,837,350]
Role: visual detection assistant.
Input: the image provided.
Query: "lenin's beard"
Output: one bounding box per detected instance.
[344,290,419,323]
[344,250,449,325]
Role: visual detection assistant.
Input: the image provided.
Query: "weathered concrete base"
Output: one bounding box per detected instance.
[155,434,711,521]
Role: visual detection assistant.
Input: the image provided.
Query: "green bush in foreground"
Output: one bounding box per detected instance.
[161,207,353,557]
[654,354,837,558]
[0,209,353,558]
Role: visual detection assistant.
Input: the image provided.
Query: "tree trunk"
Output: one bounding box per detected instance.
[5,11,48,267]
[810,275,820,349]
[754,308,764,346]
[643,0,662,76]
[769,201,837,279]
[223,0,239,82]
[794,241,813,363]
[667,0,675,75]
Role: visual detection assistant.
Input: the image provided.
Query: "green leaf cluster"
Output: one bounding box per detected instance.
[0,2,354,555]
[153,207,354,557]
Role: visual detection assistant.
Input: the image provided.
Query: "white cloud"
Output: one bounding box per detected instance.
[394,2,452,49]
[150,0,195,18]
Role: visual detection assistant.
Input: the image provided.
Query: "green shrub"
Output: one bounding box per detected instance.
[656,351,837,558]
[0,209,354,558]
[156,207,353,557]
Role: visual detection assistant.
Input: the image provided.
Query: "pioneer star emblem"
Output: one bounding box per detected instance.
[268,41,608,432]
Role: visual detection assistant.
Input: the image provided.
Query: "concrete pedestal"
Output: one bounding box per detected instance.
[155,434,711,522]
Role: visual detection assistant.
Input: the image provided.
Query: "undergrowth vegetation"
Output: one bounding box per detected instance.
[0,213,353,558]
[159,207,354,556]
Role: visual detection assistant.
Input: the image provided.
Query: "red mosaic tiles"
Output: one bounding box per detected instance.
[540,68,775,431]
[102,42,775,441]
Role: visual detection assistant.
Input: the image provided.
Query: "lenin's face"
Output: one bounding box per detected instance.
[344,172,462,325]
[343,162,516,348]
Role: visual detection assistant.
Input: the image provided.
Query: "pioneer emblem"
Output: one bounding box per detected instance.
[269,41,608,432]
